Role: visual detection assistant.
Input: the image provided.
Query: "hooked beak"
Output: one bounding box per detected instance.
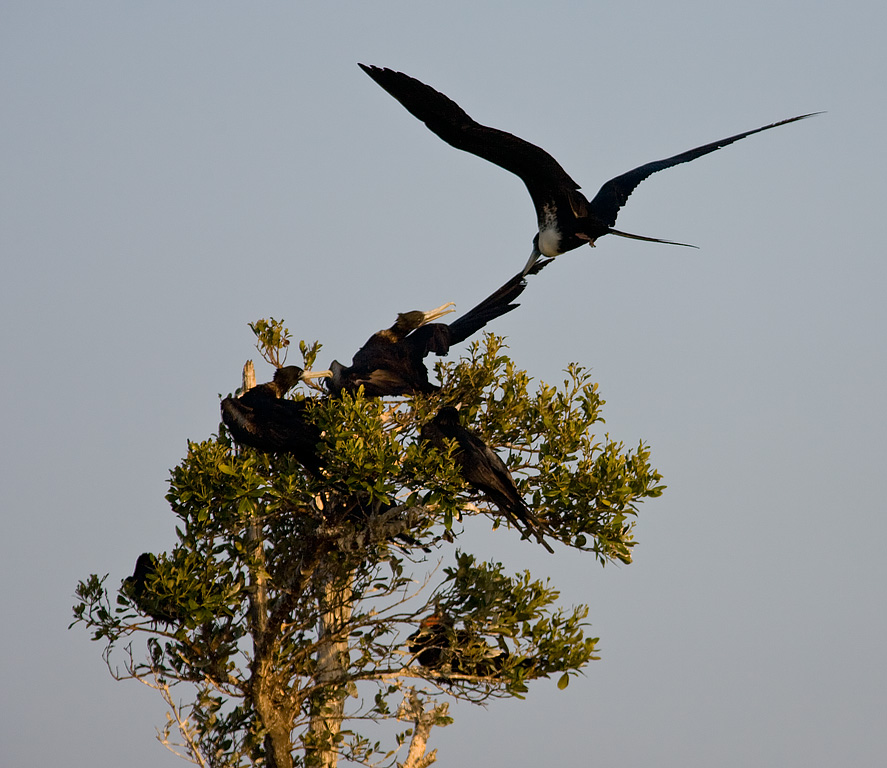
[419,301,457,325]
[301,369,333,381]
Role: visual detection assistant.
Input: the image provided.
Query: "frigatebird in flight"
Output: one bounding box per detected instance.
[325,260,549,397]
[221,365,329,473]
[359,64,819,274]
[421,406,554,553]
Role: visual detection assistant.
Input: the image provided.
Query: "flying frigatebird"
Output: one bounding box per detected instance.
[221,365,330,473]
[359,63,819,274]
[421,406,554,553]
[325,260,549,397]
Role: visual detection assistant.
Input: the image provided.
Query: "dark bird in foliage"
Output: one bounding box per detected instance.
[326,261,549,397]
[421,407,554,553]
[221,366,329,473]
[325,301,455,397]
[359,63,819,274]
[123,553,180,625]
[408,613,512,677]
[409,613,449,669]
[334,496,434,553]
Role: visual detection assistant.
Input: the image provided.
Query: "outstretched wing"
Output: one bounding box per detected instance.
[414,258,551,356]
[588,112,821,228]
[360,64,582,209]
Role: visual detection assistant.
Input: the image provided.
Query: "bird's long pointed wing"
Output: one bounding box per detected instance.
[422,258,551,353]
[588,112,822,227]
[444,271,526,347]
[360,64,582,202]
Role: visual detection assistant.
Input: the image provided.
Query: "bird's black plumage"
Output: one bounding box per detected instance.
[359,63,819,273]
[408,613,513,677]
[326,261,548,397]
[124,552,156,598]
[408,613,450,670]
[123,553,180,625]
[421,406,553,553]
[221,366,325,473]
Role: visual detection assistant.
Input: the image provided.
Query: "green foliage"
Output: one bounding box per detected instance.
[249,317,292,367]
[72,322,664,768]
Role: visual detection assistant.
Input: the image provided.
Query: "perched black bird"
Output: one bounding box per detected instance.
[359,64,819,273]
[221,366,329,473]
[325,301,455,397]
[326,262,548,397]
[123,553,180,625]
[421,406,554,553]
[408,613,511,677]
[408,613,450,669]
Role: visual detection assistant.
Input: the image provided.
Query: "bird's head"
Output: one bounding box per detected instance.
[394,302,456,333]
[323,361,346,394]
[272,365,332,397]
[431,406,462,428]
[419,612,453,632]
[123,552,157,597]
[271,366,306,396]
[129,553,155,583]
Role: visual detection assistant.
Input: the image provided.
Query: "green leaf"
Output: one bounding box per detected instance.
[71,331,664,764]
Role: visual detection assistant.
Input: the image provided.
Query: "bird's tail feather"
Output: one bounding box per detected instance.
[607,228,699,248]
[496,499,555,554]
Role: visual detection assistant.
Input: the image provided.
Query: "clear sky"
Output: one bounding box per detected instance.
[2,2,884,765]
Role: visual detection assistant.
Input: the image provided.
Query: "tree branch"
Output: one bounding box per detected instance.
[397,689,448,768]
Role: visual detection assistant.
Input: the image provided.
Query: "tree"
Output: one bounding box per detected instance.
[72,320,664,768]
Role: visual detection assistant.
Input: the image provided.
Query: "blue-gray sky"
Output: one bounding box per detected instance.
[3,2,884,765]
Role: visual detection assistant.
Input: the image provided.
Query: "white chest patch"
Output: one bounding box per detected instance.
[537,206,562,256]
[537,227,561,257]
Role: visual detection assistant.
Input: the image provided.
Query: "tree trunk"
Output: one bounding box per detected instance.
[242,356,297,768]
[306,563,353,768]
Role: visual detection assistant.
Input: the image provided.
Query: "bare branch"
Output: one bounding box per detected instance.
[397,689,448,768]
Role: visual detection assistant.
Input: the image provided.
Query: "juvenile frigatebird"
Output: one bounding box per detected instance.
[421,406,554,553]
[359,64,819,274]
[325,260,549,397]
[221,365,330,473]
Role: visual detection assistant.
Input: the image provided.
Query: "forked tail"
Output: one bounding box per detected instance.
[607,228,699,248]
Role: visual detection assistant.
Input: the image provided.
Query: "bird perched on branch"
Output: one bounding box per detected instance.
[421,406,554,553]
[221,366,329,473]
[325,261,549,397]
[123,553,180,625]
[359,63,819,274]
[408,613,513,677]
